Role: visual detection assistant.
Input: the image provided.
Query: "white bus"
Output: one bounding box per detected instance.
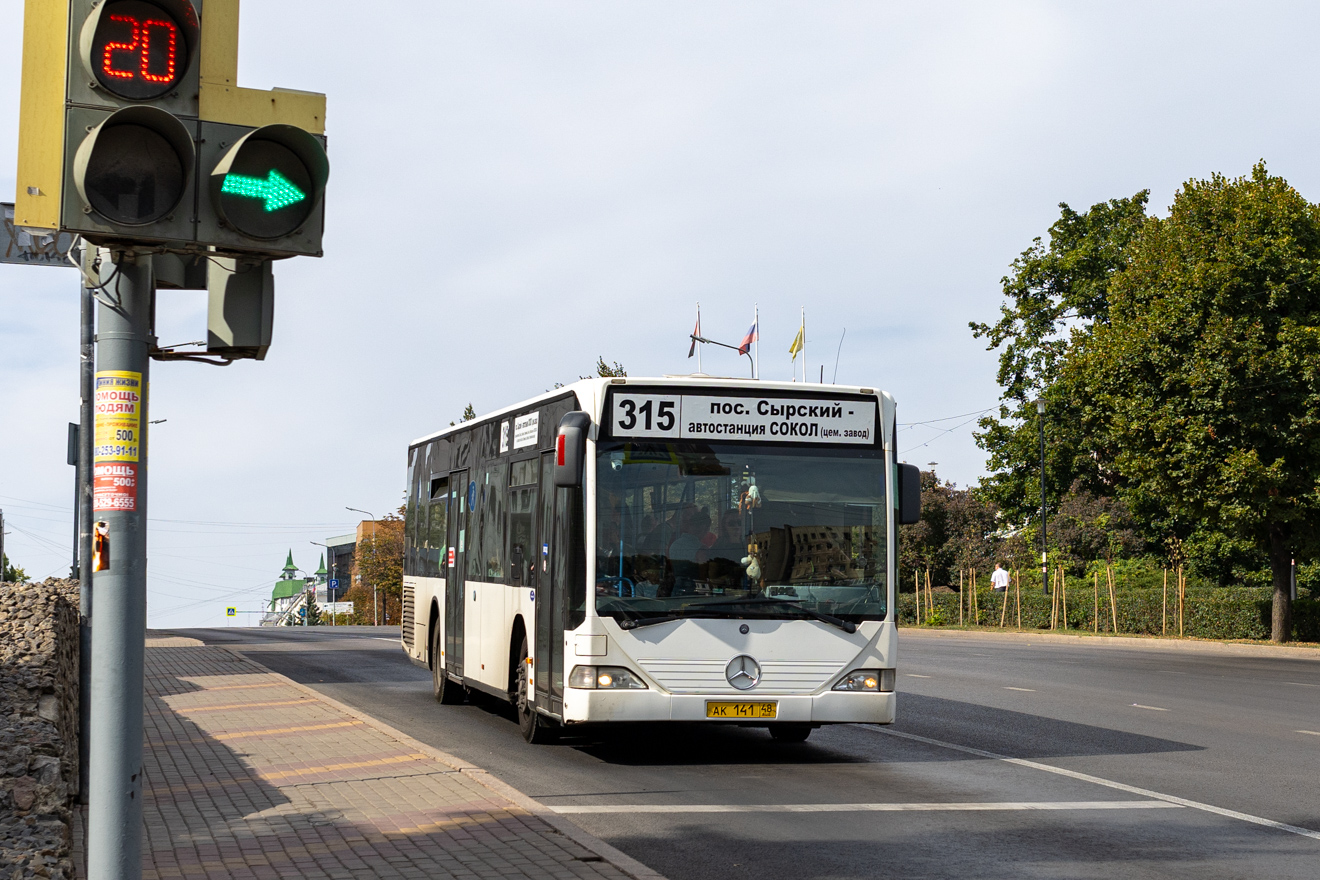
[401,377,920,743]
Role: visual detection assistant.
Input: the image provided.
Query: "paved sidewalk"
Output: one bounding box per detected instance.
[75,636,659,880]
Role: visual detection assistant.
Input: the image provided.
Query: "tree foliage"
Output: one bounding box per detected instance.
[1072,163,1320,640]
[355,515,404,626]
[971,193,1150,522]
[584,357,627,378]
[2,554,26,583]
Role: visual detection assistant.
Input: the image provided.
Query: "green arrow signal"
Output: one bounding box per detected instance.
[220,169,307,212]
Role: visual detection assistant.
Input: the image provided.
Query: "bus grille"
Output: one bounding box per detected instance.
[401,582,415,648]
[635,659,840,694]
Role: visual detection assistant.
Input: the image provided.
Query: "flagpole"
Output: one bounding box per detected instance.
[754,303,759,380]
[696,302,702,374]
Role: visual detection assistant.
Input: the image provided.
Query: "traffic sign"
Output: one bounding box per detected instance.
[328,579,339,590]
[225,607,236,617]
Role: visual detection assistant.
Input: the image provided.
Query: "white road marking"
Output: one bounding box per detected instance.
[1132,704,1168,711]
[1004,687,1036,692]
[551,801,1182,814]
[866,727,1320,841]
[906,674,932,678]
[1297,730,1320,737]
[1286,682,1318,688]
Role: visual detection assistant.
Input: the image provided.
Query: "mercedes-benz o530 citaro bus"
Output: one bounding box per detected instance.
[400,377,921,743]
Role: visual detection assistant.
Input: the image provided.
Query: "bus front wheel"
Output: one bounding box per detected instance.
[517,637,557,744]
[432,627,464,704]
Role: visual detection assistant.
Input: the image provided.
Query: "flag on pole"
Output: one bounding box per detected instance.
[789,325,804,360]
[688,307,701,358]
[738,318,759,355]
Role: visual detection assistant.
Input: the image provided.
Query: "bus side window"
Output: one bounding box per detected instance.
[479,462,509,580]
[429,477,448,576]
[508,458,538,586]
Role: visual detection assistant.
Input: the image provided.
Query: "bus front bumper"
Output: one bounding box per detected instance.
[563,689,895,725]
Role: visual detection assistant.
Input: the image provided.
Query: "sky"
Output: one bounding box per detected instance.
[4,1,1320,626]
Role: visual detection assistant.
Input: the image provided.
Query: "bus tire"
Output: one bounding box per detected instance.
[432,627,463,705]
[516,636,556,744]
[769,723,812,743]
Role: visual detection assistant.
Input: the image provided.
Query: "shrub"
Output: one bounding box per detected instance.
[897,583,1320,643]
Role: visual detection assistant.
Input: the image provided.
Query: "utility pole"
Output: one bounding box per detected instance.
[1037,398,1048,595]
[87,250,152,880]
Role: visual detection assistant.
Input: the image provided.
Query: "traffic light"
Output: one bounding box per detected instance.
[15,0,328,258]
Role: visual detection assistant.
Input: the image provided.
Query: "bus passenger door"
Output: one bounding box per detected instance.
[535,451,562,707]
[445,469,468,677]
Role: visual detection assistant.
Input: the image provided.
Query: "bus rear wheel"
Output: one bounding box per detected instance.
[517,637,556,744]
[769,723,813,743]
[432,627,463,704]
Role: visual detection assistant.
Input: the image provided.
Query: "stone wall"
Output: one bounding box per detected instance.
[0,578,80,880]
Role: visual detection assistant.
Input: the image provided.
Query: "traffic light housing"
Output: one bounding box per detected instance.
[15,0,328,258]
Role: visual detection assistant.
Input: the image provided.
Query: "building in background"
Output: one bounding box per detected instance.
[325,533,355,604]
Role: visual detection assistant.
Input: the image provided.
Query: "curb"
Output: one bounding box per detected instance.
[898,627,1320,660]
[219,647,668,880]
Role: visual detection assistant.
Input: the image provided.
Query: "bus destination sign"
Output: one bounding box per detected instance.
[608,392,878,444]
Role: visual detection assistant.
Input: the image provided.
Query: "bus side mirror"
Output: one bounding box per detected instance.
[555,412,591,488]
[898,463,921,525]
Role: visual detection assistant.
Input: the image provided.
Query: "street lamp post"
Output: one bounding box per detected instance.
[1037,398,1048,595]
[346,507,378,626]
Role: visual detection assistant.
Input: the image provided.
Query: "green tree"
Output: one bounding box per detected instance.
[584,357,626,379]
[1074,163,1320,641]
[899,471,1003,588]
[356,515,405,626]
[2,554,26,583]
[971,193,1150,523]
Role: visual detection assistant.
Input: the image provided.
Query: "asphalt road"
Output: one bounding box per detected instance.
[175,625,1320,880]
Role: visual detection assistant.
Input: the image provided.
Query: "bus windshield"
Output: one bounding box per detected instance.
[595,441,888,624]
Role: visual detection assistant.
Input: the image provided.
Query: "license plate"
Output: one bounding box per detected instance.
[706,701,778,718]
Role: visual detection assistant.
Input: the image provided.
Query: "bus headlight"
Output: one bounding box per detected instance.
[569,665,649,689]
[833,669,894,692]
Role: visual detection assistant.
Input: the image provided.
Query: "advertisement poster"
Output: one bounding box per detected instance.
[93,371,143,512]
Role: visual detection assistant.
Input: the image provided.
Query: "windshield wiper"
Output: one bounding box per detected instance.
[692,597,858,633]
[618,614,682,630]
[617,597,857,633]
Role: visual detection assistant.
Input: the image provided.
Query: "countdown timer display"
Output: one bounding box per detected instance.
[91,0,187,100]
[217,139,315,239]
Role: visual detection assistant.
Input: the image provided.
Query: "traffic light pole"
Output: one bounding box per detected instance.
[87,250,152,880]
[78,274,94,805]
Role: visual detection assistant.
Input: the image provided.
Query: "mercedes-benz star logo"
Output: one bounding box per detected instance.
[725,654,762,690]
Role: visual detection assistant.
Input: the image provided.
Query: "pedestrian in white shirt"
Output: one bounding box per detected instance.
[991,563,1010,592]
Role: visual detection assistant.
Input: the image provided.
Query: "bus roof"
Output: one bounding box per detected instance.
[408,376,893,448]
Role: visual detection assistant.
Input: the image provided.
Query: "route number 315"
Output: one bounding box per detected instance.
[612,394,680,437]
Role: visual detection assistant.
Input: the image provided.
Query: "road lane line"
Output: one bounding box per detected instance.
[1004,687,1036,692]
[1297,730,1320,736]
[906,674,932,678]
[551,801,1182,814]
[1132,704,1168,711]
[866,726,1320,841]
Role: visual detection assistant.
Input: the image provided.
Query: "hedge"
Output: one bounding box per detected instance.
[897,585,1320,642]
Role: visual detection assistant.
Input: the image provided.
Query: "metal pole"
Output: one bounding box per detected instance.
[1037,399,1048,595]
[78,265,95,804]
[87,250,152,880]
